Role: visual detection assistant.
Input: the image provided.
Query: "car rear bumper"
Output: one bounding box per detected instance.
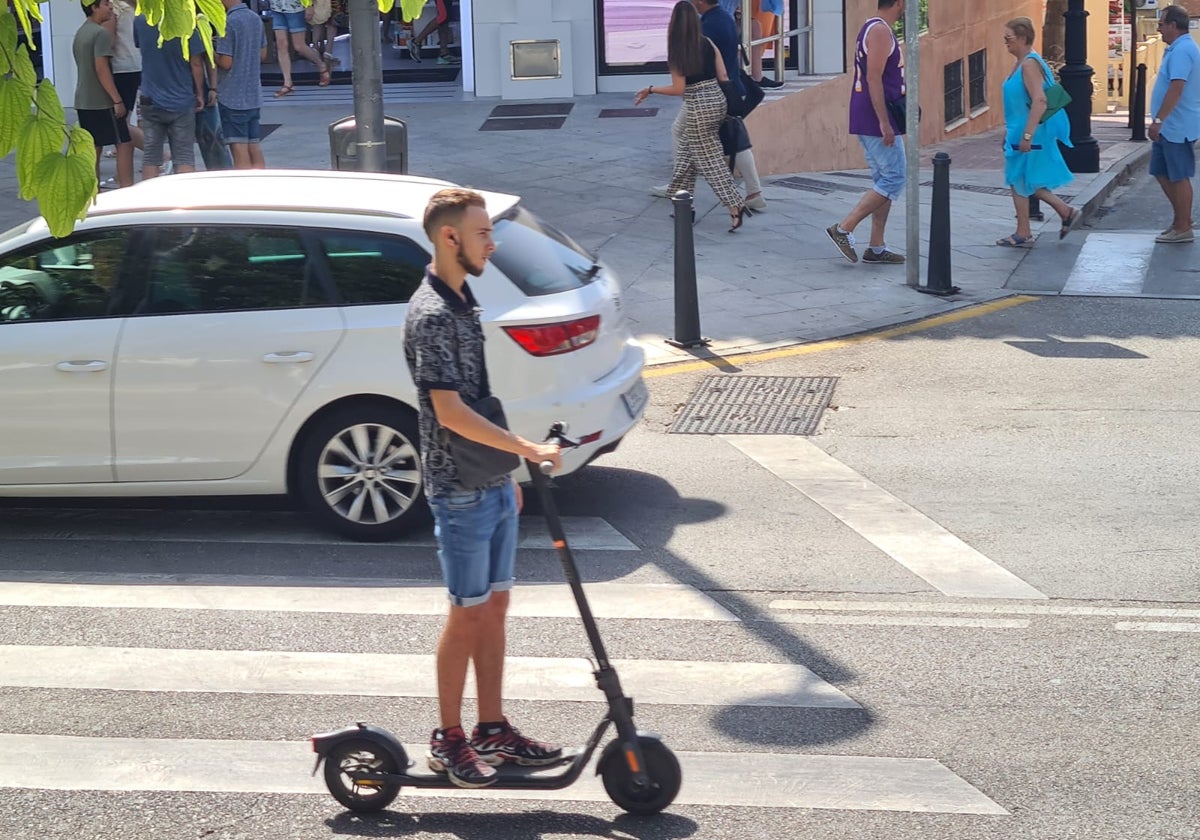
[507,338,645,480]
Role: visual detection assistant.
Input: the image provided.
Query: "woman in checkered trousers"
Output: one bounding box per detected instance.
[635,0,754,232]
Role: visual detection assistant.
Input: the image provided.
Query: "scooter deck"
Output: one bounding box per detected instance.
[395,746,585,785]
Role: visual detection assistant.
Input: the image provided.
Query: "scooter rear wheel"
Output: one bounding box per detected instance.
[323,738,402,812]
[601,737,682,815]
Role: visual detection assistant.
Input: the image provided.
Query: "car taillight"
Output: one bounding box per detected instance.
[502,315,600,357]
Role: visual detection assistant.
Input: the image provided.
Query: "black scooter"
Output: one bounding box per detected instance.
[311,423,682,815]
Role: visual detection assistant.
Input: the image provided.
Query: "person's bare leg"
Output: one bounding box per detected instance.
[868,199,892,249]
[230,142,252,170]
[289,30,327,73]
[115,140,134,187]
[1170,178,1194,231]
[1155,175,1176,232]
[249,144,266,169]
[1012,188,1033,239]
[1033,187,1072,221]
[839,190,889,235]
[472,591,508,724]
[751,19,764,80]
[437,603,483,730]
[274,29,292,89]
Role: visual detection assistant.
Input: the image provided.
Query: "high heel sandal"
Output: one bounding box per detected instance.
[728,205,754,233]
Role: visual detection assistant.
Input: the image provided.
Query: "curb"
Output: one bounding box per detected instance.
[1076,143,1152,224]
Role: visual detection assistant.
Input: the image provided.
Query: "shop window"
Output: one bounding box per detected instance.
[944,59,964,125]
[968,49,987,112]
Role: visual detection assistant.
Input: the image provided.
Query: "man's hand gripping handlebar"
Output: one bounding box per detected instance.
[535,422,579,475]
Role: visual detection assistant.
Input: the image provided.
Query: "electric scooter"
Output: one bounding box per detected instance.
[311,423,682,816]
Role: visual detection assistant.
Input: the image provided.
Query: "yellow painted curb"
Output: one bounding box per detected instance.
[643,296,1039,379]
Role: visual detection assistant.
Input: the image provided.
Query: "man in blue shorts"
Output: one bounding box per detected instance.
[404,188,563,789]
[215,0,267,169]
[133,13,204,180]
[1149,5,1200,245]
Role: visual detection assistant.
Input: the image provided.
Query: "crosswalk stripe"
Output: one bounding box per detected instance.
[767,614,1031,629]
[0,576,736,621]
[1114,621,1200,633]
[0,513,637,550]
[1062,232,1156,296]
[724,436,1048,600]
[770,600,1200,619]
[0,733,1006,814]
[0,645,859,708]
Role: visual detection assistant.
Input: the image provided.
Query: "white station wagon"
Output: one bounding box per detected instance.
[0,171,647,540]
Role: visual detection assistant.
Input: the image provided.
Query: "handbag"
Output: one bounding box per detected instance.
[739,70,764,116]
[720,79,746,117]
[1040,82,1072,124]
[885,95,920,134]
[719,115,752,160]
[443,395,520,489]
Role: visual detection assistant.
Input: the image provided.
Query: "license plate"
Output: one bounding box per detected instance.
[620,378,648,419]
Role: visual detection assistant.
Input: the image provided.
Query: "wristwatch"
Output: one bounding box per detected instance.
[1023,132,1032,141]
[1153,117,1163,125]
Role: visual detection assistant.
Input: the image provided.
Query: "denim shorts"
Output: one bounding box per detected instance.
[218,104,261,145]
[1149,138,1196,183]
[272,10,307,33]
[139,98,196,167]
[858,133,907,201]
[429,482,518,607]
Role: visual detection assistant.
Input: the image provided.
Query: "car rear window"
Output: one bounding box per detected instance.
[490,206,599,297]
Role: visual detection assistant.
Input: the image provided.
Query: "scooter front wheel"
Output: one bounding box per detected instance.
[323,738,402,812]
[601,737,682,815]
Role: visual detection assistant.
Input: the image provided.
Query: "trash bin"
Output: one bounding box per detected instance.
[328,115,408,174]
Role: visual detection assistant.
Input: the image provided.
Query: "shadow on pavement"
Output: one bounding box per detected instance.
[326,809,698,839]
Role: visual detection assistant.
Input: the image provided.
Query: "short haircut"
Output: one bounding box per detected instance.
[423,187,487,241]
[1161,5,1190,33]
[879,0,900,9]
[1006,16,1036,46]
[82,0,103,16]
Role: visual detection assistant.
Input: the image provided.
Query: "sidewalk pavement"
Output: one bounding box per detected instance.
[0,93,1150,366]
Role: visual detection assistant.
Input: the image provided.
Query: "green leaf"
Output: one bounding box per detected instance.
[0,76,34,158]
[67,124,97,173]
[159,0,196,46]
[34,79,64,125]
[9,2,32,48]
[34,151,97,239]
[196,15,215,62]
[378,0,395,13]
[195,0,227,38]
[15,112,62,201]
[14,43,37,88]
[139,0,166,28]
[1,11,18,56]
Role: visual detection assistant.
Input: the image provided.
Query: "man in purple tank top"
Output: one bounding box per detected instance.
[826,0,908,265]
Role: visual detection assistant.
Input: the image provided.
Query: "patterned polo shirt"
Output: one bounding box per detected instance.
[403,270,508,497]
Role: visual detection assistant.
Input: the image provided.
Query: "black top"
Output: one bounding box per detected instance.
[684,42,718,85]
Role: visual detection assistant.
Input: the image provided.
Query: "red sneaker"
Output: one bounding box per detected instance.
[471,718,564,767]
[427,726,498,788]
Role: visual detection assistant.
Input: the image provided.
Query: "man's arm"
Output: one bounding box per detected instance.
[190,50,206,111]
[865,23,894,145]
[428,390,561,469]
[93,55,125,117]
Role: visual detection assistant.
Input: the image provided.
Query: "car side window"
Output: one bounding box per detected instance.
[134,226,328,315]
[0,231,131,323]
[316,231,428,304]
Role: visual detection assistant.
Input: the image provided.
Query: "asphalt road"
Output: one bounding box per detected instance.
[0,295,1197,839]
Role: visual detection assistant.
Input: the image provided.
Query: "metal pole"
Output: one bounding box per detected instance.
[903,0,920,288]
[919,152,959,297]
[1132,63,1147,142]
[1060,0,1100,173]
[348,0,386,171]
[666,191,708,349]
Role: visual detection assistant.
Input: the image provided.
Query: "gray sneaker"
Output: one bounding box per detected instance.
[1155,229,1194,244]
[861,248,906,264]
[825,224,858,263]
[407,37,422,62]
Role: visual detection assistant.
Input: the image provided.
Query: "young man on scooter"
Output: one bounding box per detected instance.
[403,188,565,788]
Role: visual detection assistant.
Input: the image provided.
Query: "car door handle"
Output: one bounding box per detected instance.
[262,351,315,364]
[55,360,109,373]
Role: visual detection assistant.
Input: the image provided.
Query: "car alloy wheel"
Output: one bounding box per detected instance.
[297,404,428,541]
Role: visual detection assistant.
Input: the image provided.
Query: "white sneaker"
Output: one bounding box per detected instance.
[649,184,670,198]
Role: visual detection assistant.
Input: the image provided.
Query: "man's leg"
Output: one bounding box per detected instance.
[471,590,508,723]
[229,142,253,169]
[868,199,893,249]
[436,602,484,730]
[838,190,889,235]
[166,110,197,175]
[141,111,166,181]
[1170,177,1194,231]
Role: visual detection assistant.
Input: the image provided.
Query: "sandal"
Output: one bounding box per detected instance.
[318,66,331,87]
[1059,208,1080,240]
[996,233,1034,248]
[273,84,294,98]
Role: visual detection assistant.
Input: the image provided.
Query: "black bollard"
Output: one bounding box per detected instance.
[1029,195,1044,222]
[919,152,960,297]
[1132,63,1147,142]
[666,191,709,348]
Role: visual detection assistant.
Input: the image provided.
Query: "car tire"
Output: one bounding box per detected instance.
[296,403,429,542]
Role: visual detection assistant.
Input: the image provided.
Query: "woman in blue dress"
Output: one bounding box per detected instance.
[997,17,1080,247]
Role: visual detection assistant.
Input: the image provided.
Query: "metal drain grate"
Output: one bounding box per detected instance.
[669,375,839,436]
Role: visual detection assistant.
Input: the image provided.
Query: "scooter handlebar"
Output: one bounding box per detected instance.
[538,460,556,475]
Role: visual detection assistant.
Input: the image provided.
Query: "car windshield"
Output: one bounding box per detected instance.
[490,205,600,297]
[0,220,38,250]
